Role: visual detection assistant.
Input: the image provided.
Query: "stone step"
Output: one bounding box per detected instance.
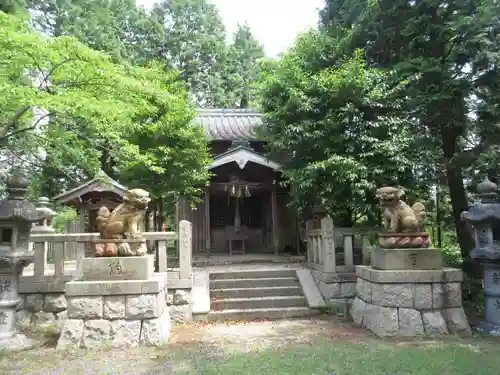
[209,269,297,280]
[211,286,302,299]
[196,307,317,322]
[210,277,299,290]
[211,295,307,311]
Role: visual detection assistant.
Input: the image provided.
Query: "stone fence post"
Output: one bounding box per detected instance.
[178,220,192,279]
[31,197,57,276]
[321,217,336,272]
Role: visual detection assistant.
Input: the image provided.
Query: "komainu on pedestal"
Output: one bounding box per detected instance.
[350,185,471,337]
[57,187,171,350]
[376,186,430,249]
[94,188,150,257]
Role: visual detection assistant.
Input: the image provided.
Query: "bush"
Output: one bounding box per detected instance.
[441,244,463,267]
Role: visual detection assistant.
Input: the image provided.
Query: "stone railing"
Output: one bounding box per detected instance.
[17,221,193,327]
[21,221,192,294]
[306,217,376,308]
[306,217,374,272]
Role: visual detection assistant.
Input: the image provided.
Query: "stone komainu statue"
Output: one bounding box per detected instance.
[96,188,151,240]
[376,186,426,233]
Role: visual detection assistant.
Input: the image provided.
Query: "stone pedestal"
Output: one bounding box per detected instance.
[350,266,471,336]
[79,255,155,281]
[57,256,170,350]
[0,256,36,351]
[371,248,442,270]
[475,262,500,335]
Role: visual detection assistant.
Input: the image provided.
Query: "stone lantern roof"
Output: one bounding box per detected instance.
[0,175,45,223]
[461,177,500,223]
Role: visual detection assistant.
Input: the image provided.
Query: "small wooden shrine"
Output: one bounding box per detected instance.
[54,170,128,232]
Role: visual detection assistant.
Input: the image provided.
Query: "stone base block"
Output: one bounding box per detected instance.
[475,321,500,336]
[356,266,462,284]
[355,266,464,309]
[371,248,442,270]
[66,273,167,296]
[65,272,168,321]
[317,280,357,300]
[351,265,471,337]
[351,297,470,336]
[169,305,192,323]
[56,305,171,350]
[311,269,357,301]
[80,255,155,281]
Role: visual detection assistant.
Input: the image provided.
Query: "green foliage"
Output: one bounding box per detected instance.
[223,22,265,108]
[441,243,463,267]
[0,0,26,13]
[317,0,500,256]
[259,41,420,225]
[151,0,234,107]
[0,12,210,204]
[52,206,77,233]
[28,0,164,64]
[26,0,266,109]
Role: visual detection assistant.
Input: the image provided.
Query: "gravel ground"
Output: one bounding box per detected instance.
[0,316,367,375]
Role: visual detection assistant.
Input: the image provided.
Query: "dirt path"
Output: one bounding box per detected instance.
[0,316,369,375]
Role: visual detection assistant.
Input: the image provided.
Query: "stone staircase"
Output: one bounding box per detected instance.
[204,268,317,321]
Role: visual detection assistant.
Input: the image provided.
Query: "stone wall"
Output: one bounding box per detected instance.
[311,269,356,315]
[16,293,67,331]
[17,288,193,332]
[351,266,471,336]
[166,289,192,323]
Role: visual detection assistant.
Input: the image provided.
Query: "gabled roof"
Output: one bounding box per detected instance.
[194,109,262,140]
[54,170,127,204]
[210,145,281,171]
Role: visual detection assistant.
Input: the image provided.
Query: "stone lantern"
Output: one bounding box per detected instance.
[33,197,57,233]
[461,177,500,335]
[0,174,45,350]
[310,205,327,221]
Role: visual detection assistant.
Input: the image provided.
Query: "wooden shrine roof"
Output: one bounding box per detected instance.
[54,170,127,206]
[194,109,262,141]
[210,144,281,171]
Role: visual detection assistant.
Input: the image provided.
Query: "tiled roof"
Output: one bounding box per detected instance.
[54,170,127,203]
[194,109,263,140]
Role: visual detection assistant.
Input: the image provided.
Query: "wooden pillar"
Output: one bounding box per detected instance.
[205,188,211,251]
[78,208,86,232]
[271,186,279,254]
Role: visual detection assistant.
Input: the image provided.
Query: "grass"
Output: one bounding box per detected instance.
[163,337,500,375]
[3,320,500,375]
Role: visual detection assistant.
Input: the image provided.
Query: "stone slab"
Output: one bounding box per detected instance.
[19,278,70,293]
[66,273,167,296]
[356,266,463,283]
[191,271,210,314]
[309,264,355,274]
[371,248,442,270]
[167,276,193,289]
[310,269,356,283]
[0,333,36,351]
[475,321,500,336]
[80,255,155,281]
[296,269,326,308]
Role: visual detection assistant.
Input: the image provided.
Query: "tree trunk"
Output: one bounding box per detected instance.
[441,124,479,277]
[154,198,164,231]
